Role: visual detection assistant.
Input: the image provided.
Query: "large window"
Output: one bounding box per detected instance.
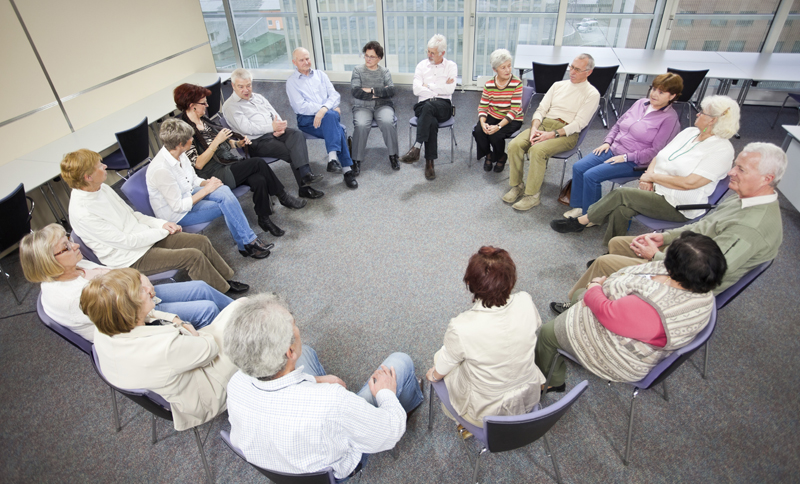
[670,0,781,53]
[563,0,659,49]
[309,0,378,71]
[773,0,800,53]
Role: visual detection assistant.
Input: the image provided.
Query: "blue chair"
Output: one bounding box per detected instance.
[634,176,730,232]
[102,117,154,179]
[545,305,717,465]
[69,230,178,284]
[468,85,535,167]
[408,112,458,165]
[428,378,588,483]
[0,183,34,304]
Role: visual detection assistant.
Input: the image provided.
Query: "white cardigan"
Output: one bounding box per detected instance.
[146,146,204,223]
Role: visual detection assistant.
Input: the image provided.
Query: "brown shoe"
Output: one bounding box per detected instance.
[400,146,420,164]
[425,159,436,180]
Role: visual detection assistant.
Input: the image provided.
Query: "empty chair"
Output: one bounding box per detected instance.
[428,378,588,484]
[527,62,569,108]
[69,230,177,283]
[666,68,709,123]
[0,183,34,304]
[102,117,154,179]
[634,176,730,232]
[204,78,223,119]
[587,65,620,128]
[770,93,800,128]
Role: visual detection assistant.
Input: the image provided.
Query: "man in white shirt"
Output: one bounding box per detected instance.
[61,149,249,295]
[286,47,358,189]
[503,54,600,211]
[222,68,325,200]
[399,34,458,181]
[223,294,424,480]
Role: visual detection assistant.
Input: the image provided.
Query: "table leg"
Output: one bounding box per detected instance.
[610,73,621,118]
[618,74,632,113]
[39,184,70,231]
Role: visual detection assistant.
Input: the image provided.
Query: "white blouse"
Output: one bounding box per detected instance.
[146,146,204,223]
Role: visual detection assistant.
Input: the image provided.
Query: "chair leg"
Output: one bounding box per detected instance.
[110,388,121,432]
[600,97,608,128]
[542,433,563,484]
[703,340,710,379]
[559,158,568,191]
[623,388,640,466]
[543,353,562,397]
[468,135,474,167]
[470,447,488,484]
[151,414,158,444]
[1,262,23,305]
[771,95,790,129]
[427,381,436,430]
[193,426,213,484]
[662,380,669,402]
[408,126,413,151]
[450,126,456,165]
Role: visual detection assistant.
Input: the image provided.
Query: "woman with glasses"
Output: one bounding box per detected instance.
[350,41,400,171]
[550,95,739,247]
[19,223,233,341]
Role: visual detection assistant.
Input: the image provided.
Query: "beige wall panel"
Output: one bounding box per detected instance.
[15,0,210,96]
[0,108,71,167]
[63,46,216,130]
[0,0,59,121]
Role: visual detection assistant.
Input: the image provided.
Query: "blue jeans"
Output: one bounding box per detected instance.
[297,111,353,167]
[571,150,640,215]
[178,186,256,250]
[154,280,233,329]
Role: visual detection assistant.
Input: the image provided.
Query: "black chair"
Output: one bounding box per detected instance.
[102,117,153,179]
[666,68,709,124]
[527,62,569,108]
[770,93,800,128]
[0,183,34,304]
[587,65,620,128]
[205,78,223,119]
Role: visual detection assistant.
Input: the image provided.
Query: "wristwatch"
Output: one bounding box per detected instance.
[553,131,560,138]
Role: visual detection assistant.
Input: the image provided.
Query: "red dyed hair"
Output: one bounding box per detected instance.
[463,246,516,308]
[174,83,212,112]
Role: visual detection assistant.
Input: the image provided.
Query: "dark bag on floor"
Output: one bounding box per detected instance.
[558,179,572,205]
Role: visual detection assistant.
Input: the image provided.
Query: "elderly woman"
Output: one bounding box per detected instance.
[551,95,740,246]
[146,118,272,259]
[564,73,683,218]
[535,232,726,388]
[473,49,524,173]
[82,268,240,431]
[19,224,233,341]
[175,83,305,239]
[426,246,545,428]
[350,41,399,171]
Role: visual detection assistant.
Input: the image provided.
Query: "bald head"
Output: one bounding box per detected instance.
[292,48,312,75]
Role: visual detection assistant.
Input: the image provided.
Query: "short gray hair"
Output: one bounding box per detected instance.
[427,34,447,54]
[699,95,740,140]
[741,142,788,187]
[223,293,295,379]
[230,68,252,84]
[490,49,513,71]
[292,47,309,60]
[159,118,194,150]
[575,53,595,70]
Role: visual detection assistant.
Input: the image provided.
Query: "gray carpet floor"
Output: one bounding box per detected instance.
[1,80,799,483]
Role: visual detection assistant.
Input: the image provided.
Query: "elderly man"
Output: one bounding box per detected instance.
[550,142,786,313]
[286,47,358,189]
[503,54,600,211]
[399,34,457,181]
[223,294,423,480]
[221,68,325,199]
[61,149,248,295]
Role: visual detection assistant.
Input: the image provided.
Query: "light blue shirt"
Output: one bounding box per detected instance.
[286,69,340,116]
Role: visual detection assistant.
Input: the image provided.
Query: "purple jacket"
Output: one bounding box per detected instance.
[604,98,681,166]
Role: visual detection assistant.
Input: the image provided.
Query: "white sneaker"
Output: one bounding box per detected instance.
[563,207,582,218]
[502,183,525,204]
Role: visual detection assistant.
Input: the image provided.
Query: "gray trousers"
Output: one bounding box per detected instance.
[352,105,398,161]
[249,128,310,188]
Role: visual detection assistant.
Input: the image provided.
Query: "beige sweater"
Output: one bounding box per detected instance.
[533,79,600,136]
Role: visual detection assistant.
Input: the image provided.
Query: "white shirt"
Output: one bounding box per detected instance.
[40,260,106,341]
[412,58,458,102]
[69,184,168,268]
[221,92,283,138]
[226,367,406,479]
[740,192,778,208]
[285,69,340,116]
[146,146,204,223]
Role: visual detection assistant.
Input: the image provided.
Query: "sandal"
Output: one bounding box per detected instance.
[483,153,493,172]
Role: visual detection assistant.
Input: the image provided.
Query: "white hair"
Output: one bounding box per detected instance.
[427,34,447,54]
[490,49,513,70]
[159,118,194,150]
[230,68,252,84]
[575,53,595,70]
[700,95,740,140]
[741,142,788,187]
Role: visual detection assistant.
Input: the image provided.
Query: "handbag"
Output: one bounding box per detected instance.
[558,179,572,205]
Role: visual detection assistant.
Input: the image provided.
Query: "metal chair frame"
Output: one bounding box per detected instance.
[634,176,730,232]
[408,114,458,164]
[587,65,621,128]
[770,93,800,129]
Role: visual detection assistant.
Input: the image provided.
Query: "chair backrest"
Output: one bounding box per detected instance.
[0,183,33,253]
[637,305,717,390]
[120,163,156,216]
[220,430,336,484]
[707,176,730,205]
[116,117,152,170]
[36,293,93,354]
[666,68,709,103]
[70,230,101,265]
[520,85,535,114]
[587,65,620,97]
[484,380,589,453]
[551,107,599,160]
[205,78,222,119]
[530,62,569,94]
[716,260,773,310]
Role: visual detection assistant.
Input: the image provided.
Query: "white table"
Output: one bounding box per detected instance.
[513,45,620,77]
[781,125,800,211]
[714,52,800,106]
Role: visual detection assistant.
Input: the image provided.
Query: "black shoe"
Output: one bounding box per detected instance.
[550,301,572,315]
[327,160,342,173]
[344,171,358,189]
[389,155,400,170]
[258,216,285,237]
[226,280,250,294]
[483,153,493,172]
[550,217,585,233]
[298,186,324,199]
[545,383,566,394]
[351,160,361,177]
[301,172,324,186]
[278,191,307,209]
[586,258,596,269]
[493,158,506,173]
[239,239,271,259]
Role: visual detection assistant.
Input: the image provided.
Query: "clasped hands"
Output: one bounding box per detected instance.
[529,129,555,145]
[629,233,664,260]
[272,119,288,137]
[314,365,398,398]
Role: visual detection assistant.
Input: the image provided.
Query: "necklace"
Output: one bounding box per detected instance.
[667,133,704,161]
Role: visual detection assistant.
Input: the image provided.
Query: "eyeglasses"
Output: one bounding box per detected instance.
[54,241,76,257]
[568,65,590,72]
[196,102,209,106]
[698,111,719,118]
[364,54,380,60]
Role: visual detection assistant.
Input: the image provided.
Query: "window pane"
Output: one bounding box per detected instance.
[773,0,800,53]
[226,0,302,70]
[561,0,657,49]
[566,0,656,14]
[313,0,377,71]
[670,0,780,52]
[200,0,237,69]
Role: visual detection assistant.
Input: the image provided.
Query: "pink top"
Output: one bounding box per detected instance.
[583,285,666,347]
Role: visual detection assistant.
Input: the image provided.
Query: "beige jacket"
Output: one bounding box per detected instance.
[434,292,545,427]
[94,298,243,430]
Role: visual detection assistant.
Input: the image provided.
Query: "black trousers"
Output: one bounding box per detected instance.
[413,98,452,160]
[249,127,310,188]
[229,158,284,217]
[472,116,522,162]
